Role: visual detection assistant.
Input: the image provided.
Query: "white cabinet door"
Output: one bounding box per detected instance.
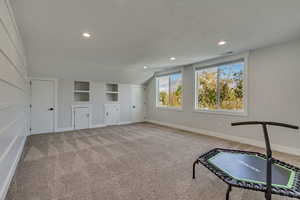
[74,107,90,130]
[112,104,120,124]
[31,80,55,134]
[104,104,120,125]
[131,86,145,122]
[104,104,113,125]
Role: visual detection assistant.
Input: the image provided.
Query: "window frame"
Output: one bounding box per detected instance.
[156,69,183,110]
[193,53,248,116]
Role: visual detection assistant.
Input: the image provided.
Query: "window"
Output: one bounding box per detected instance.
[157,73,182,108]
[195,59,246,114]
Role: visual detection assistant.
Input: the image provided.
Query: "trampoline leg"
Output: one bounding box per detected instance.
[265,192,271,200]
[193,160,198,179]
[226,185,232,200]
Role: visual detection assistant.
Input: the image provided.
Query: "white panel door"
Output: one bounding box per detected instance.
[74,107,90,130]
[131,86,145,122]
[31,80,55,134]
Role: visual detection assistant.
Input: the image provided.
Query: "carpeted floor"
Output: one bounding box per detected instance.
[5,122,300,200]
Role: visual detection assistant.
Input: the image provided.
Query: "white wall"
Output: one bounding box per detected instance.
[119,84,133,123]
[0,0,28,199]
[57,79,138,130]
[146,39,300,154]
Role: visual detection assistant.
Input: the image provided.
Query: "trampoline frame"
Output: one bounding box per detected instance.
[192,121,300,200]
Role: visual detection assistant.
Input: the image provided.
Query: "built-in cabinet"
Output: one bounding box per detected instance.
[72,105,91,130]
[72,81,91,130]
[105,83,119,102]
[104,104,120,125]
[104,83,121,126]
[69,82,144,130]
[74,81,90,102]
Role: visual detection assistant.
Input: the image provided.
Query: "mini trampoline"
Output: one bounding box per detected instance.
[192,121,300,200]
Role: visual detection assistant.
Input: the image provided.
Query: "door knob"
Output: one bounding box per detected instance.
[48,108,54,111]
[133,105,136,109]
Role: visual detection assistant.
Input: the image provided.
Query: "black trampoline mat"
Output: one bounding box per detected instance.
[208,152,295,188]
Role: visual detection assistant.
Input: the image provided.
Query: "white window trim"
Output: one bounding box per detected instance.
[157,106,183,112]
[193,52,249,116]
[155,68,183,110]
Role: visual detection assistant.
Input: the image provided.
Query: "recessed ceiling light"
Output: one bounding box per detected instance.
[218,40,227,46]
[143,66,148,69]
[170,57,176,61]
[82,32,91,38]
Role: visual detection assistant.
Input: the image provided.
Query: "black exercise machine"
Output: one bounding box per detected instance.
[192,121,300,200]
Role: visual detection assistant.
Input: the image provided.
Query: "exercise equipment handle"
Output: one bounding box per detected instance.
[231,121,299,130]
[231,120,298,199]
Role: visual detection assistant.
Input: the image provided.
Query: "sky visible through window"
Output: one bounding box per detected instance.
[219,63,244,88]
[159,74,181,90]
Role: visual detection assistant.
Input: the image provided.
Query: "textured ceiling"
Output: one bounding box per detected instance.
[11,0,300,83]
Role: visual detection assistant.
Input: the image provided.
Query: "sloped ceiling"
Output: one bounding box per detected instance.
[11,0,300,84]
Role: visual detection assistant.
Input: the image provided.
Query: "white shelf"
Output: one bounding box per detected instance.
[75,90,90,93]
[74,81,90,91]
[106,93,118,102]
[74,92,89,102]
[106,83,118,92]
[105,91,119,94]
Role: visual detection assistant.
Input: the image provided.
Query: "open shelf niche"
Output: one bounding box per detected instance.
[105,83,119,102]
[74,81,90,102]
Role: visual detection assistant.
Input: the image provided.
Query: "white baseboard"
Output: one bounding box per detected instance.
[35,124,120,134]
[0,137,26,200]
[93,121,135,127]
[56,122,135,132]
[146,120,300,156]
[91,124,106,128]
[55,127,73,133]
[118,121,133,125]
[30,130,53,135]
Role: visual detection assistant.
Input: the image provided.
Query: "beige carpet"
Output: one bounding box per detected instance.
[5,122,300,200]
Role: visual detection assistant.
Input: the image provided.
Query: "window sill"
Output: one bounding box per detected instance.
[194,109,248,117]
[156,106,183,112]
